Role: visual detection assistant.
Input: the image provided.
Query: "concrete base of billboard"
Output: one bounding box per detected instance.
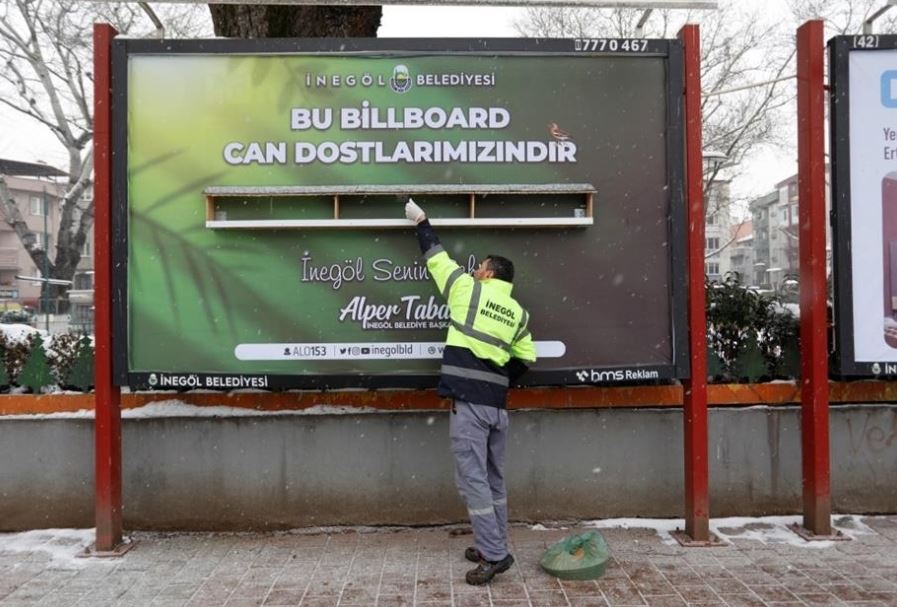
[1,404,895,531]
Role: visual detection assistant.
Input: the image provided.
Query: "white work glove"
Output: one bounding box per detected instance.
[405,198,426,224]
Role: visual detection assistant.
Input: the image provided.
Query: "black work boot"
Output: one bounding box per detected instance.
[464,547,481,563]
[465,554,515,585]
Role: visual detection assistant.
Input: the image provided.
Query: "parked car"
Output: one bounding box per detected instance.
[0,307,36,327]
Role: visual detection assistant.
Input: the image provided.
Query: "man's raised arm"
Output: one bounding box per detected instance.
[405,199,472,299]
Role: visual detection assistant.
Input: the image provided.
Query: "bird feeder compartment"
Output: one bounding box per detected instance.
[203,184,595,229]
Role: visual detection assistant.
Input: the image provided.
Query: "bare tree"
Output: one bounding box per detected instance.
[209,4,381,38]
[511,6,604,38]
[514,1,795,230]
[0,0,208,311]
[789,0,897,36]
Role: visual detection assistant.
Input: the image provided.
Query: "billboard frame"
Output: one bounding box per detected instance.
[111,36,689,390]
[829,33,897,377]
[90,0,718,6]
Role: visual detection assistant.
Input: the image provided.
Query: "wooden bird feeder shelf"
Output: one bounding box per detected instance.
[203,184,596,229]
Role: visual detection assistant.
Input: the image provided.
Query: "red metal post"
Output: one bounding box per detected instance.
[93,23,123,552]
[797,20,832,536]
[678,24,709,542]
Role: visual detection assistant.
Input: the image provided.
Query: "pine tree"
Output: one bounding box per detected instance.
[63,337,94,392]
[18,335,53,393]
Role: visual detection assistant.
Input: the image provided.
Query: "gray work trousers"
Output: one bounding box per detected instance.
[449,400,509,562]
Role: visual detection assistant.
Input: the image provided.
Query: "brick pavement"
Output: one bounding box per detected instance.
[1,517,896,607]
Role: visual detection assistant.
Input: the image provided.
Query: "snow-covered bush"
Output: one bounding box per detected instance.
[706,272,799,382]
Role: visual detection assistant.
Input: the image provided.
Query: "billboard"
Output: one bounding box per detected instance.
[830,35,897,376]
[112,38,687,389]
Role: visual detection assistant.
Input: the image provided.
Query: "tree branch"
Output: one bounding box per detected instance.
[14,0,77,147]
[0,94,64,138]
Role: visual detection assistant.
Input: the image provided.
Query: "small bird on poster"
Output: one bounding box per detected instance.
[548,122,573,142]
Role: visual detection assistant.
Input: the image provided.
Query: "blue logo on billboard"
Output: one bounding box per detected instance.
[882,70,897,107]
[390,64,412,94]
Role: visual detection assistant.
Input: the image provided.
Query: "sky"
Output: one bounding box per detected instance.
[0,2,798,207]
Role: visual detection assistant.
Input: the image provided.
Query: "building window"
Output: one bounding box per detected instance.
[30,196,46,216]
[706,237,720,251]
[706,213,716,226]
[81,239,91,257]
[73,272,93,290]
[706,262,720,276]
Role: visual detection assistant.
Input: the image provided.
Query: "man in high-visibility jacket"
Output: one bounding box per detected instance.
[405,198,536,585]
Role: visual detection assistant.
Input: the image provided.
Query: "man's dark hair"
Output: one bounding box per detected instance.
[486,255,514,283]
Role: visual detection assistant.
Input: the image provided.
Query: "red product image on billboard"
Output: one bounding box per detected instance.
[883,172,897,347]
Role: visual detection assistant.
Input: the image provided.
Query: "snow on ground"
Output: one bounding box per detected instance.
[0,516,884,565]
[0,399,386,420]
[560,514,881,548]
[122,401,381,418]
[0,528,113,568]
[584,517,682,539]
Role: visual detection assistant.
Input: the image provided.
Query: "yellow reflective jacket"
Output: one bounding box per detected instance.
[426,247,536,365]
[416,221,536,407]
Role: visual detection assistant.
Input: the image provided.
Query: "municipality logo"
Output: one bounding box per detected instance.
[148,373,158,387]
[872,362,882,375]
[390,64,412,94]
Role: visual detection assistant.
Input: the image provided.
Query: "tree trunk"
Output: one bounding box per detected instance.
[209,4,382,38]
[39,282,70,315]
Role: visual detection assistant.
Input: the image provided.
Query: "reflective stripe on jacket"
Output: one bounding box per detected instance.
[416,220,536,407]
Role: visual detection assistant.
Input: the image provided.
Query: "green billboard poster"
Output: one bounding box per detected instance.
[113,38,687,389]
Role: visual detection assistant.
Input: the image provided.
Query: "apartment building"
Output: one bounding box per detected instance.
[749,170,831,291]
[750,191,778,288]
[705,177,732,282]
[728,220,754,283]
[0,158,93,330]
